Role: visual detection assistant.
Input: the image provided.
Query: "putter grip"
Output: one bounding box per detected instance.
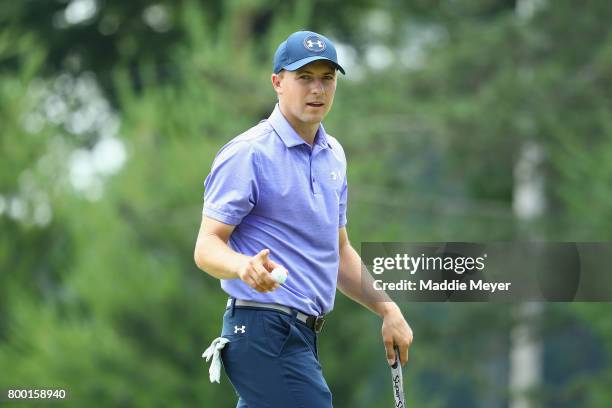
[392,345,400,368]
[390,345,406,407]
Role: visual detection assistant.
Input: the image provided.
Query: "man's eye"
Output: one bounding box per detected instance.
[300,76,311,80]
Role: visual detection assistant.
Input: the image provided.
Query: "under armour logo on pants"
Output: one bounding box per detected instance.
[234,325,246,334]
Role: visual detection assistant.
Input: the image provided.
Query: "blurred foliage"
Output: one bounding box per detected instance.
[2,0,612,407]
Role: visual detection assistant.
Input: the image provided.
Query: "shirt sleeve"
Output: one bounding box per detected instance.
[203,141,260,226]
[338,173,348,228]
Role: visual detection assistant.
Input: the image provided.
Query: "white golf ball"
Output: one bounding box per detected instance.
[270,267,288,284]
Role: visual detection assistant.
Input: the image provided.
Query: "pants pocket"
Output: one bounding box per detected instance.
[291,324,320,366]
[259,312,292,357]
[268,319,318,364]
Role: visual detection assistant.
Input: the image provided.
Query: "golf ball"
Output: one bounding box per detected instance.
[270,267,288,284]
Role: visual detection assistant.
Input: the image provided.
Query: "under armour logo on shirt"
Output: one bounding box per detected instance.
[234,325,246,334]
[331,170,343,180]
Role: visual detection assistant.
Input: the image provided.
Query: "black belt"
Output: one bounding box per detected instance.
[226,298,326,334]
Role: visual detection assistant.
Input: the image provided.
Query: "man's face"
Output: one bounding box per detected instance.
[271,60,337,127]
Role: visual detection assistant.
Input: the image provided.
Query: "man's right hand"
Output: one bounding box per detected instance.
[237,249,286,293]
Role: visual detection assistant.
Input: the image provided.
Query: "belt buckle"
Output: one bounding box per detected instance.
[313,316,325,334]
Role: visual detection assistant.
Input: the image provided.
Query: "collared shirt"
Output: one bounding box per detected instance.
[203,104,348,315]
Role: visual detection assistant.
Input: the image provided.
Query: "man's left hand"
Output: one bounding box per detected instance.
[381,302,413,366]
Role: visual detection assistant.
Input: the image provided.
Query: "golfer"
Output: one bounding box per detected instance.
[195,30,413,407]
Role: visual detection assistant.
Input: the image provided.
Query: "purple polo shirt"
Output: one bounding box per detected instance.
[203,104,348,315]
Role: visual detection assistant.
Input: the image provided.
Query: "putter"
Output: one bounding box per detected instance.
[390,345,406,407]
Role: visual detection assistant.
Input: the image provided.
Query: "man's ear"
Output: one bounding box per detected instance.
[271,72,283,95]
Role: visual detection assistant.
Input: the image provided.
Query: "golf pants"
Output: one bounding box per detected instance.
[220,304,333,408]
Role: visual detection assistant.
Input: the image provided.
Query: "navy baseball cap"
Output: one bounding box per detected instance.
[273,30,345,75]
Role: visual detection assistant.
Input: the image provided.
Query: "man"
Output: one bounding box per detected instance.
[195,30,413,407]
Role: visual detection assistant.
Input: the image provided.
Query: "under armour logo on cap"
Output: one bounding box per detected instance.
[304,36,326,52]
[234,325,246,334]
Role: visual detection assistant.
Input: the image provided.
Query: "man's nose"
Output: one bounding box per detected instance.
[311,80,325,94]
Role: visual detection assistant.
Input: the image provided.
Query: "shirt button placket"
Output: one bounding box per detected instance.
[309,150,318,195]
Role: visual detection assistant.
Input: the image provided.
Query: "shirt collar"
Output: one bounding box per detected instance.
[267,104,329,149]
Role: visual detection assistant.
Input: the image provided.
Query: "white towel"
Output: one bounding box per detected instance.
[202,337,230,383]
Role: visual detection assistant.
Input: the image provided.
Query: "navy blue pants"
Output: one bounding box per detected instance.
[220,304,333,408]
